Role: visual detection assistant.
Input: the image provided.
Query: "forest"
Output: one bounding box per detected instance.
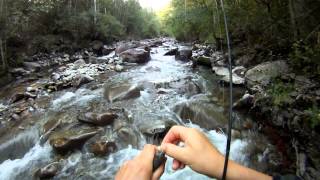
[0,0,160,75]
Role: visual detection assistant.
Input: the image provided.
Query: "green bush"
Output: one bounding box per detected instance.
[289,41,320,78]
[96,13,124,43]
[267,80,294,107]
[306,105,320,129]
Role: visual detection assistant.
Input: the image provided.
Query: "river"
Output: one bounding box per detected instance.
[0,39,274,179]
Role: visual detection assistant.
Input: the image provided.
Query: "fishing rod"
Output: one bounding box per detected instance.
[219,0,233,179]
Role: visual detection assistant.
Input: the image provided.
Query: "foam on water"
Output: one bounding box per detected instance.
[0,143,52,180]
[51,89,100,110]
[0,129,40,163]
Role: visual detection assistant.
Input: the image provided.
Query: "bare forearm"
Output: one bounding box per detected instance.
[208,153,272,180]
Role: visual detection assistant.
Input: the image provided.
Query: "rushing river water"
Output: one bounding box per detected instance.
[0,40,274,179]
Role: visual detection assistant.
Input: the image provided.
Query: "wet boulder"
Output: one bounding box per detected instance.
[104,84,142,102]
[78,112,118,126]
[73,59,86,68]
[91,40,104,55]
[174,95,227,130]
[115,42,140,55]
[102,46,115,56]
[139,120,176,143]
[117,127,139,148]
[119,48,150,64]
[245,60,289,87]
[212,66,245,85]
[35,162,60,179]
[175,47,192,61]
[72,74,94,88]
[23,61,41,72]
[115,65,124,72]
[195,56,213,67]
[90,141,117,156]
[50,131,98,154]
[164,48,178,56]
[233,93,255,110]
[10,93,26,103]
[10,68,29,76]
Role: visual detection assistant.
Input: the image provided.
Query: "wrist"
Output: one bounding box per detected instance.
[206,149,225,178]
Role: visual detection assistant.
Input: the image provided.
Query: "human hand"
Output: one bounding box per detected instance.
[160,126,224,178]
[115,144,166,180]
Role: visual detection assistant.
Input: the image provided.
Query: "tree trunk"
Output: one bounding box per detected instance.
[0,38,7,71]
[289,0,298,41]
[94,0,97,24]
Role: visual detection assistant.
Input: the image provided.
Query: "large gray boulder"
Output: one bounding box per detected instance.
[173,95,226,130]
[115,42,141,55]
[245,60,289,87]
[119,48,150,64]
[175,47,192,61]
[23,62,41,72]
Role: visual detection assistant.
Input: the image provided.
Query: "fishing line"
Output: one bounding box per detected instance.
[218,0,233,179]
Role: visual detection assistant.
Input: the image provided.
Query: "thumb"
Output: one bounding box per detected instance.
[161,143,189,164]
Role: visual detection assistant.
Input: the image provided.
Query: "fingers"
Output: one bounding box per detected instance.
[172,159,180,170]
[161,126,189,145]
[136,144,156,163]
[152,160,166,180]
[173,159,185,170]
[161,143,188,164]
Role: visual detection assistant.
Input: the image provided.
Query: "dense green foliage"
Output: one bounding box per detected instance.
[0,0,160,73]
[164,0,320,77]
[267,80,294,107]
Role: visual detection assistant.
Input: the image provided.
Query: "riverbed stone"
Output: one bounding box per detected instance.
[119,48,150,64]
[35,162,60,179]
[104,84,142,102]
[50,131,98,154]
[72,74,94,88]
[173,95,227,129]
[10,93,26,103]
[90,141,117,156]
[245,60,289,87]
[10,68,29,76]
[195,56,213,67]
[115,65,124,72]
[212,66,245,85]
[175,47,192,61]
[164,48,178,56]
[23,61,41,72]
[78,112,118,126]
[115,42,141,55]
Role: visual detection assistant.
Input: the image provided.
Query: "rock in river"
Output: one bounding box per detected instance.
[115,41,141,55]
[23,61,41,72]
[72,74,94,88]
[119,48,150,64]
[195,56,213,67]
[78,112,118,126]
[175,47,192,61]
[50,131,98,154]
[35,162,60,179]
[164,48,178,56]
[212,66,245,85]
[245,60,289,87]
[90,141,117,156]
[104,84,142,102]
[174,95,226,130]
